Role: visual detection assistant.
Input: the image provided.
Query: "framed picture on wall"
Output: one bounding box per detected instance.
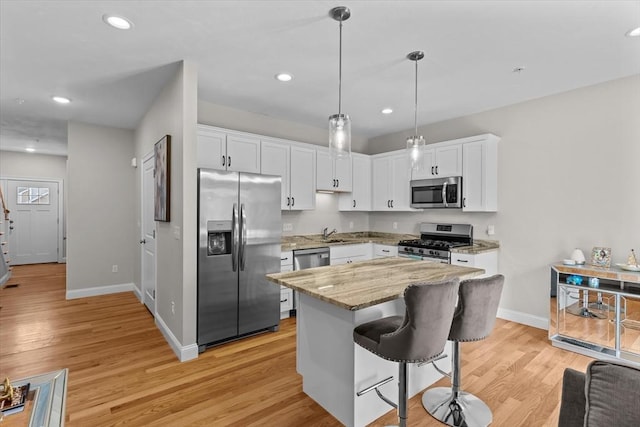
[591,246,611,268]
[154,135,171,222]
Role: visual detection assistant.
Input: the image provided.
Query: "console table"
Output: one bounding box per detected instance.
[550,264,640,365]
[1,369,67,426]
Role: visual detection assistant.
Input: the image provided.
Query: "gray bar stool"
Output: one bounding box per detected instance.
[353,278,460,427]
[422,274,504,427]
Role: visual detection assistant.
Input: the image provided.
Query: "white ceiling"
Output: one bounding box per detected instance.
[1,1,639,156]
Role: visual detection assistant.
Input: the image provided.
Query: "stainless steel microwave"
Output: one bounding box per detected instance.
[410,176,462,208]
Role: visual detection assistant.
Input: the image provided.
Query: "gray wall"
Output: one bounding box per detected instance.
[368,74,640,322]
[134,61,198,349]
[0,151,66,179]
[66,122,135,290]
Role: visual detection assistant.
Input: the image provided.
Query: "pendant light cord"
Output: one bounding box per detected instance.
[338,18,343,116]
[414,58,418,137]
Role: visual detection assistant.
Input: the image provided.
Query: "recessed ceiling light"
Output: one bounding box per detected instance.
[381,108,393,114]
[275,73,293,82]
[103,14,133,30]
[52,96,71,104]
[25,148,36,153]
[512,66,526,73]
[626,27,640,37]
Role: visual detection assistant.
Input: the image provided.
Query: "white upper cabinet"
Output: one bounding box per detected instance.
[225,134,261,173]
[339,153,371,211]
[372,151,413,211]
[197,125,260,173]
[289,145,316,210]
[261,140,290,210]
[462,135,499,212]
[261,139,315,211]
[316,149,352,192]
[413,142,462,179]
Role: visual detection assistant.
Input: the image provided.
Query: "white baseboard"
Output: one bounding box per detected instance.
[155,314,199,362]
[132,285,143,302]
[66,282,135,299]
[497,307,548,330]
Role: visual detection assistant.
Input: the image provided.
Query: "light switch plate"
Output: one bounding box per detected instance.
[282,223,293,232]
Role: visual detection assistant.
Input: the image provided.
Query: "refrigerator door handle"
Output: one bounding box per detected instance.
[239,203,247,271]
[232,203,239,272]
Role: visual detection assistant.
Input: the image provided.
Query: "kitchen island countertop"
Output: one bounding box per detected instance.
[266,257,484,310]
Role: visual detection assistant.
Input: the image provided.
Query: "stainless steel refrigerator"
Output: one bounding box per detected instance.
[197,169,281,351]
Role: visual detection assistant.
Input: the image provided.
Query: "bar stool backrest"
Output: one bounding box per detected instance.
[378,278,460,362]
[449,274,505,342]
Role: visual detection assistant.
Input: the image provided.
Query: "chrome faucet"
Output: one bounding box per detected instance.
[323,227,337,240]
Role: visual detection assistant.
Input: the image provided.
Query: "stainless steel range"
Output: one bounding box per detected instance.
[398,223,473,263]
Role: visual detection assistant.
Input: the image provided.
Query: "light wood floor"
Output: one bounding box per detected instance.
[0,263,594,426]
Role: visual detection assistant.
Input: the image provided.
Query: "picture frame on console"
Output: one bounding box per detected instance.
[591,246,611,268]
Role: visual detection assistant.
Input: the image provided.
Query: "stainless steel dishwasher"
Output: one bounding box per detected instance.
[291,247,330,315]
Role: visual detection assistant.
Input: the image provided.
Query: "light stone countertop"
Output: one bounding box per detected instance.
[266,257,484,310]
[280,231,499,255]
[280,231,416,252]
[450,239,500,254]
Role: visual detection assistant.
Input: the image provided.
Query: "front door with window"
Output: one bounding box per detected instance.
[7,180,59,265]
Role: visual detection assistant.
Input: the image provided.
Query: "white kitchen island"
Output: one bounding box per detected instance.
[266,257,484,426]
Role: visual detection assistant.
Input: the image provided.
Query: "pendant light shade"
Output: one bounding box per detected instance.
[406,51,425,172]
[329,6,351,159]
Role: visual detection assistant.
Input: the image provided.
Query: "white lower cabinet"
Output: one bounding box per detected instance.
[330,244,373,266]
[280,251,293,318]
[373,244,398,258]
[450,251,498,278]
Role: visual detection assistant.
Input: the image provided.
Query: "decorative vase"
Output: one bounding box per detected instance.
[571,248,586,265]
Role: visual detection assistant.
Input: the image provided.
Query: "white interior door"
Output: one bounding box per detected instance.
[141,154,157,314]
[7,180,59,265]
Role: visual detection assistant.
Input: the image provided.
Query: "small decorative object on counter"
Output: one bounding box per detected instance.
[589,277,599,288]
[616,249,640,271]
[571,248,586,265]
[566,275,583,285]
[591,247,611,268]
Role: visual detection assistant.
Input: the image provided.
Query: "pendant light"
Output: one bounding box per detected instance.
[406,51,425,172]
[329,6,351,159]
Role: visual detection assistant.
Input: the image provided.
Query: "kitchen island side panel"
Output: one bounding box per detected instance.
[297,293,451,427]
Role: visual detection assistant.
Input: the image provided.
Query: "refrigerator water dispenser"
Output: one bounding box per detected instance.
[207,220,232,256]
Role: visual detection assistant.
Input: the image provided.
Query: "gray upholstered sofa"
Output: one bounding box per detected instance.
[558,359,640,427]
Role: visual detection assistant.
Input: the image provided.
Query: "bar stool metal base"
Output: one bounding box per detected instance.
[422,387,492,427]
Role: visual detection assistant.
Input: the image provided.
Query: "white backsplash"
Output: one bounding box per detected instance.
[282,193,370,236]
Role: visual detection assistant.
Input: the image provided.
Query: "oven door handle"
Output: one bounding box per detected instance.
[398,252,423,260]
[442,182,449,208]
